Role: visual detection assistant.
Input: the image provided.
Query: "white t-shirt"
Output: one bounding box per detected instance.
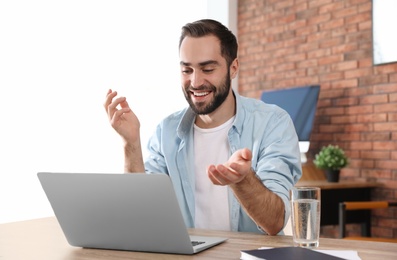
[193,116,235,231]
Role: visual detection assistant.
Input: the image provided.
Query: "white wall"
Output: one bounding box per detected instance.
[0,0,238,224]
[0,0,216,223]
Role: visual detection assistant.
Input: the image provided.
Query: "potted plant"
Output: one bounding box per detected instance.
[313,144,348,182]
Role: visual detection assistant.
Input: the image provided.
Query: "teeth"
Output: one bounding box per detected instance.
[194,92,209,97]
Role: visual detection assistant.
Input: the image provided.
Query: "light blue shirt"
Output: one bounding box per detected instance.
[144,91,302,234]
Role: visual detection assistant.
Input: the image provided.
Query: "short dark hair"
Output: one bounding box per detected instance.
[179,19,238,66]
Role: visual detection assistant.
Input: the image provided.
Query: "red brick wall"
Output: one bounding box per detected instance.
[237,0,397,239]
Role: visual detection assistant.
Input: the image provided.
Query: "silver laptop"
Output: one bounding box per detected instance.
[37,172,227,254]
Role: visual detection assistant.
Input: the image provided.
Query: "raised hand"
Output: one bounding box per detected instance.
[104,89,141,145]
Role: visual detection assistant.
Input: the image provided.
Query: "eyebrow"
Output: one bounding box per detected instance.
[180,60,220,67]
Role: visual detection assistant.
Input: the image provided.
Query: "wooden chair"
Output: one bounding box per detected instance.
[338,201,397,243]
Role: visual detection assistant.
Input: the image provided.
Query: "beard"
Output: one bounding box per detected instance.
[183,71,231,115]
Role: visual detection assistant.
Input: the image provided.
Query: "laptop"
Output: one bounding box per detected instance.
[37,172,227,254]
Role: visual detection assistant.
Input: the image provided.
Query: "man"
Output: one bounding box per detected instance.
[104,19,301,235]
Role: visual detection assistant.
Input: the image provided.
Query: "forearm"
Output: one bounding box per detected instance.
[230,169,285,235]
[123,141,145,173]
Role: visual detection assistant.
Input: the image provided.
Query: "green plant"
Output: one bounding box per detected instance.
[313,144,348,170]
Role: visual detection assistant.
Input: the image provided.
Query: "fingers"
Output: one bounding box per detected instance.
[110,106,130,121]
[208,165,227,185]
[104,89,117,111]
[104,89,131,121]
[208,174,224,186]
[119,97,130,109]
[208,164,241,186]
[208,148,253,186]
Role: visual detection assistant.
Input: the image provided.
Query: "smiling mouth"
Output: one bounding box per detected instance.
[191,91,210,97]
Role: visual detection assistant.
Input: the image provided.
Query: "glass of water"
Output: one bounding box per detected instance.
[290,187,321,248]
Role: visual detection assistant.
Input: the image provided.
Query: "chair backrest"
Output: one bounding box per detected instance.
[339,201,397,240]
[344,201,392,210]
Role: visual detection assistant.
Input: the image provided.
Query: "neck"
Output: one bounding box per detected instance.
[195,89,236,129]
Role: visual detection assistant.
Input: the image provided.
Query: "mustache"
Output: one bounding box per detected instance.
[186,85,216,92]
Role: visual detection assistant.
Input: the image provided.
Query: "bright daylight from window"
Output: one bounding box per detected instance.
[0,0,210,223]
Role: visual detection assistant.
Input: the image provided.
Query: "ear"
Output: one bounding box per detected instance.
[230,58,239,79]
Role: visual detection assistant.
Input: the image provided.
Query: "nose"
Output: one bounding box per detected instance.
[190,71,204,88]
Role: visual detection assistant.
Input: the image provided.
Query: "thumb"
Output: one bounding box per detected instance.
[120,98,129,109]
[240,148,252,162]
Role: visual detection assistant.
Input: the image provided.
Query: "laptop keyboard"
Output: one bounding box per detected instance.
[191,241,205,246]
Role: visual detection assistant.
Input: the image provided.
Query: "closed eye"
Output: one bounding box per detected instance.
[181,68,193,74]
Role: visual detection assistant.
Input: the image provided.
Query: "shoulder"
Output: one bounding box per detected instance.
[238,94,289,121]
[161,107,188,123]
[156,107,193,133]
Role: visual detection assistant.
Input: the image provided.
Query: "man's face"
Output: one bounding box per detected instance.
[179,35,232,115]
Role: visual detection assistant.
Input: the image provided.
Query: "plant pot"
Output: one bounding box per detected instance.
[325,169,340,182]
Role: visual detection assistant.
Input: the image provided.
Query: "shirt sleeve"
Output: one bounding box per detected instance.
[143,123,169,175]
[254,110,302,231]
